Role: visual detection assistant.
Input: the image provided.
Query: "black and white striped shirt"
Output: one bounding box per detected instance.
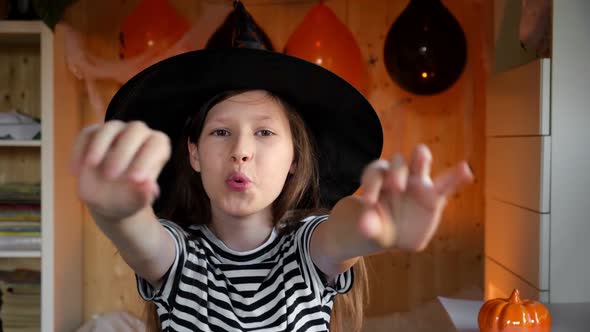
[136,215,354,331]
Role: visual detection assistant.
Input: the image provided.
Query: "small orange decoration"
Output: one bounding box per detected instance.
[478,289,551,332]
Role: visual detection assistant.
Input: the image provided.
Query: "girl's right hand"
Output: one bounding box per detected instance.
[70,120,171,221]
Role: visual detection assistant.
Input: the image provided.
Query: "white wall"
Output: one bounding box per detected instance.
[550,0,590,303]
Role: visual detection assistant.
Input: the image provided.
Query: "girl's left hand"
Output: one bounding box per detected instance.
[358,144,474,251]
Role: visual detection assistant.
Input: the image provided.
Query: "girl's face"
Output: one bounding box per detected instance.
[188,90,296,219]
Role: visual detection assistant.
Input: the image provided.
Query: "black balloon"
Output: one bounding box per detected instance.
[383,0,466,95]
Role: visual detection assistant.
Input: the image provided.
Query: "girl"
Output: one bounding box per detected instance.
[71,2,473,331]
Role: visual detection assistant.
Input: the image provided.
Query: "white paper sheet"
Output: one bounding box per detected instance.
[437,297,482,332]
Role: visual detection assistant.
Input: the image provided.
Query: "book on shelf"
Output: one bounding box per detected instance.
[0,203,40,221]
[0,236,40,251]
[0,268,40,332]
[0,184,41,251]
[0,183,40,205]
[0,232,40,236]
[0,223,40,233]
[0,183,40,196]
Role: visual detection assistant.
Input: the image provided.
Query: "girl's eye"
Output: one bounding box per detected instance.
[211,129,229,136]
[257,130,274,136]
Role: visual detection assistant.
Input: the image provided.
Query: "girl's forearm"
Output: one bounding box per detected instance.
[90,206,175,287]
[310,195,395,278]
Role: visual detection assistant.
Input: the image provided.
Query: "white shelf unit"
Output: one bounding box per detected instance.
[0,20,82,332]
[0,140,41,147]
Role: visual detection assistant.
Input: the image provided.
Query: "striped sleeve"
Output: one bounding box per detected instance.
[136,219,189,307]
[295,215,354,302]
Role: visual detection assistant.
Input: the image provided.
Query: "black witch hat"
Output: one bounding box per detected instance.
[105,0,383,210]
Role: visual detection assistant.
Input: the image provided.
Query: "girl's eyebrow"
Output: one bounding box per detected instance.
[204,116,229,126]
[208,114,276,125]
[252,115,275,122]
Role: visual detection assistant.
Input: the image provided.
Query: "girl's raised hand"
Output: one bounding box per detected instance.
[358,144,474,251]
[70,120,171,221]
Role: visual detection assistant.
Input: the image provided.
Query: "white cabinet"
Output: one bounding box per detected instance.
[485,58,552,303]
[0,20,82,331]
[485,0,590,304]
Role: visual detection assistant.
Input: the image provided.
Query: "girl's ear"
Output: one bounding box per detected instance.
[188,140,201,172]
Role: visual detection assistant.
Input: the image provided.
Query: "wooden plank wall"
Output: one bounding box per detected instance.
[0,43,40,119]
[57,0,488,321]
[0,40,41,185]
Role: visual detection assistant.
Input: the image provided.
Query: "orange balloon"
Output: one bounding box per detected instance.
[119,0,190,59]
[284,3,369,95]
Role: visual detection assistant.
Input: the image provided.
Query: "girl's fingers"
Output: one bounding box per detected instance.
[129,179,160,207]
[84,120,127,167]
[358,208,382,239]
[126,131,171,184]
[383,154,408,227]
[140,180,160,204]
[433,161,474,197]
[384,153,409,192]
[358,204,396,247]
[70,124,100,174]
[409,144,433,180]
[360,159,389,205]
[100,121,152,180]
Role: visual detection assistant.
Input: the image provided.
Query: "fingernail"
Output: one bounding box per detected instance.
[392,154,404,168]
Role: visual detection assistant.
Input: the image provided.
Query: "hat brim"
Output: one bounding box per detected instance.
[105,48,383,209]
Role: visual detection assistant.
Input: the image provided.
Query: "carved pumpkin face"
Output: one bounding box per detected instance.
[478,289,551,332]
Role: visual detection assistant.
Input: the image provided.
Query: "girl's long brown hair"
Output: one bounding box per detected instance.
[144,90,368,332]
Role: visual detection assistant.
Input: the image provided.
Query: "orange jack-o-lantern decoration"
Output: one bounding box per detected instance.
[284,2,368,95]
[478,289,551,332]
[119,0,190,59]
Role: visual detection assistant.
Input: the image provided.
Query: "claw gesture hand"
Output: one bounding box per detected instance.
[358,145,474,251]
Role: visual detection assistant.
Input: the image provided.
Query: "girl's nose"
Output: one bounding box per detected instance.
[230,136,253,163]
[231,154,250,163]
